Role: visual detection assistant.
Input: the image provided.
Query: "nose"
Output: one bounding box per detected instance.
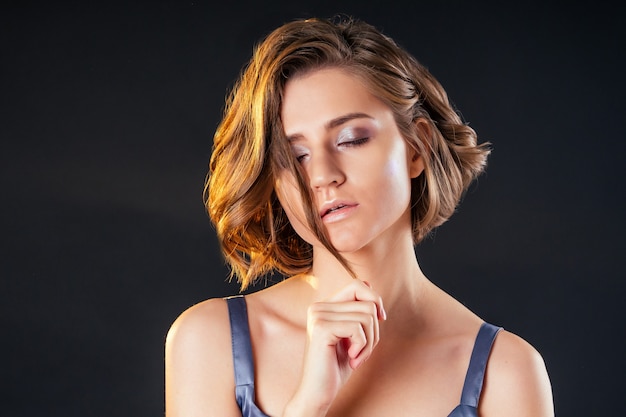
[308,149,345,189]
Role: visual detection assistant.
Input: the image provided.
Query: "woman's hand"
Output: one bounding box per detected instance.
[283,280,386,417]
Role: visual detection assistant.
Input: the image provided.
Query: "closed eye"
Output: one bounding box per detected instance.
[340,137,370,147]
[289,143,309,163]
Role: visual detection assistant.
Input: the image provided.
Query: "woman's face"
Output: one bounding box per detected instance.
[276,67,423,254]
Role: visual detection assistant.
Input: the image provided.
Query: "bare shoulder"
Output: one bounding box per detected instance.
[480,329,554,417]
[166,297,232,352]
[165,297,241,417]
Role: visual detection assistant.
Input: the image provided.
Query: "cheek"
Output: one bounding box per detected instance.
[380,147,413,202]
[275,176,300,221]
[275,176,316,242]
[382,165,411,208]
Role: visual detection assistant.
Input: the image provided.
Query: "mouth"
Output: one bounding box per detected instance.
[322,204,347,218]
[320,202,357,219]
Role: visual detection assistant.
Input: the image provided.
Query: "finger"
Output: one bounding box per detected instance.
[309,301,380,347]
[327,280,387,320]
[308,317,368,357]
[309,300,378,316]
[307,310,378,366]
[309,310,377,350]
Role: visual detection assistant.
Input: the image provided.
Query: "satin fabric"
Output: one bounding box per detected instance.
[226,295,501,417]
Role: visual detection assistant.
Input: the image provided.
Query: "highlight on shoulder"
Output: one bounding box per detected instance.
[480,330,554,417]
[165,298,241,417]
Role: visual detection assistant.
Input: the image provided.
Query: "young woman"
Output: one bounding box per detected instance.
[165,17,554,417]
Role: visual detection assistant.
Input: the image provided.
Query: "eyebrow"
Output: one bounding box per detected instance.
[286,112,374,142]
[326,112,374,129]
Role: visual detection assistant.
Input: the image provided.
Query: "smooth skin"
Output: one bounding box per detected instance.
[165,68,554,417]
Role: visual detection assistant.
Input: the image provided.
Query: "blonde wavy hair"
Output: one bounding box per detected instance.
[206,17,490,290]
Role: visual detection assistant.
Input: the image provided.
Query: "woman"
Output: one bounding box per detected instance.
[165,17,554,417]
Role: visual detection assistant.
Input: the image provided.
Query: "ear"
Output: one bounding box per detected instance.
[408,118,430,179]
[408,148,424,179]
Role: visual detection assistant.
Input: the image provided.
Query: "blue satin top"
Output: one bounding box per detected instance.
[226,295,501,417]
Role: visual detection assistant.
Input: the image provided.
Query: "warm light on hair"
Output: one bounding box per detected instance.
[205,17,490,290]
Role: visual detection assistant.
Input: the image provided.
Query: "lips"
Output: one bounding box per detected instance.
[322,204,347,217]
[319,201,358,219]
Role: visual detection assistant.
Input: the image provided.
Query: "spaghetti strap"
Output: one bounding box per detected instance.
[459,322,502,407]
[227,296,255,387]
[227,297,500,417]
[226,296,270,417]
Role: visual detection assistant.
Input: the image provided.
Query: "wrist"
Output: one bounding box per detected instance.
[282,393,329,417]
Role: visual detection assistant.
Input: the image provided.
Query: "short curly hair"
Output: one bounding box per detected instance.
[206,17,490,290]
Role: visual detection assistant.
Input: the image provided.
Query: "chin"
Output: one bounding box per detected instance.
[328,234,370,255]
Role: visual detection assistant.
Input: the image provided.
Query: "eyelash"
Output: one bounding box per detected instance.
[294,137,370,162]
[340,137,369,147]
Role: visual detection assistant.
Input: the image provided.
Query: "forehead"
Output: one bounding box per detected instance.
[281,68,387,135]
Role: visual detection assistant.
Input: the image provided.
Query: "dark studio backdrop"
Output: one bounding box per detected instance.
[1,1,624,416]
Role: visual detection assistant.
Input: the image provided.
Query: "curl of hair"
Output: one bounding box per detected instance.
[205,16,490,290]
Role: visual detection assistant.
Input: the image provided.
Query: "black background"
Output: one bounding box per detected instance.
[2,1,624,416]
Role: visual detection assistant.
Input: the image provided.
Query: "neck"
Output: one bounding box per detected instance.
[306,228,427,314]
